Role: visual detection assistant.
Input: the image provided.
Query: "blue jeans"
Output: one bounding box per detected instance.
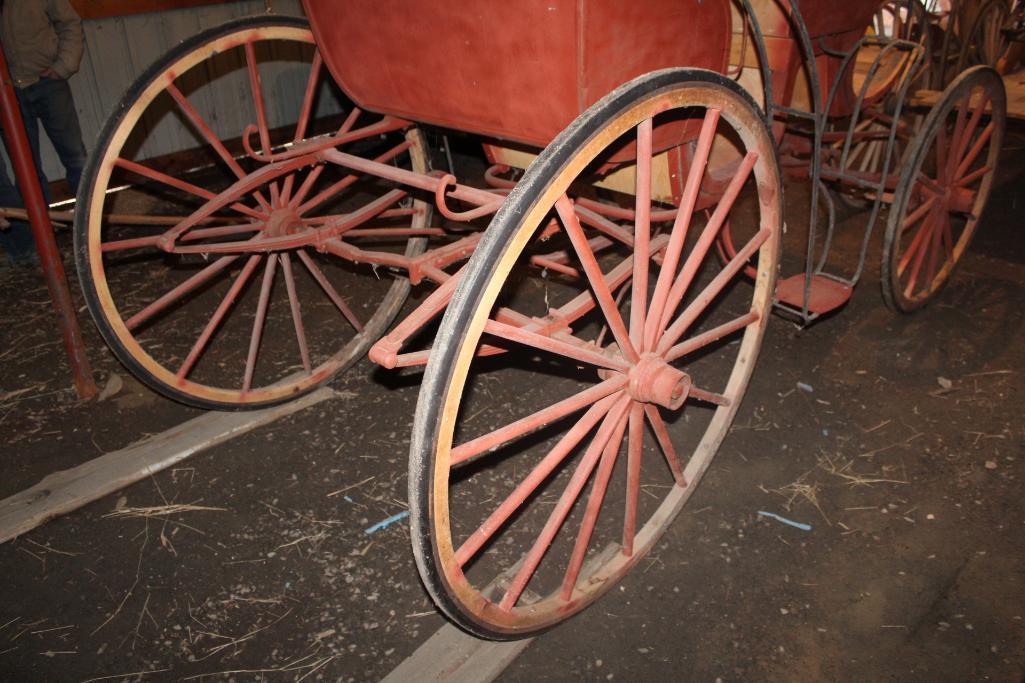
[0,76,87,265]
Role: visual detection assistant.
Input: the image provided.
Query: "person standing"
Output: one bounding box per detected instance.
[0,0,86,267]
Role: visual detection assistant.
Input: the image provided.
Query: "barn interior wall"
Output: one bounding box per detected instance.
[4,0,335,188]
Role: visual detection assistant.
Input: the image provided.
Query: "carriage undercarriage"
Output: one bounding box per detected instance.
[71,0,1007,638]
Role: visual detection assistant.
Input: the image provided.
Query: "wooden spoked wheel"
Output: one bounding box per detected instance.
[75,16,429,409]
[865,0,933,95]
[881,66,1005,312]
[956,0,1011,74]
[409,70,781,639]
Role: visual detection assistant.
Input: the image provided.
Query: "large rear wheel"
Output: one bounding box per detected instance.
[409,69,782,639]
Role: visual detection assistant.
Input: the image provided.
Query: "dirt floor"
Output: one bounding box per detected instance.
[1,125,1023,682]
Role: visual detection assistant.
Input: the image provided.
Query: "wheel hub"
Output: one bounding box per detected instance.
[263,208,304,237]
[945,185,975,214]
[625,353,691,410]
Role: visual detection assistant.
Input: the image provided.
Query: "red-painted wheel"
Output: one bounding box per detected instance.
[410,70,782,639]
[881,66,1005,312]
[74,16,429,409]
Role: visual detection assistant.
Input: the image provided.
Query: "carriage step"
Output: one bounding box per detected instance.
[774,273,853,315]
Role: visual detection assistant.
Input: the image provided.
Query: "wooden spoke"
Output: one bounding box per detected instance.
[114,158,265,221]
[555,196,639,363]
[499,397,632,610]
[293,49,323,143]
[656,150,758,335]
[451,376,628,466]
[483,319,631,373]
[657,227,770,354]
[177,254,263,379]
[559,408,629,600]
[688,385,731,407]
[897,198,939,275]
[943,93,971,181]
[289,165,325,210]
[242,254,278,392]
[954,121,995,181]
[454,392,624,567]
[947,92,989,180]
[244,41,272,155]
[956,164,991,188]
[643,404,686,488]
[902,205,940,297]
[164,82,272,213]
[295,249,363,332]
[125,255,240,331]
[629,118,653,348]
[622,403,644,555]
[280,253,312,374]
[643,108,720,352]
[665,310,760,363]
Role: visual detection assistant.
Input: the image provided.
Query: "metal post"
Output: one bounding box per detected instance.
[0,44,96,399]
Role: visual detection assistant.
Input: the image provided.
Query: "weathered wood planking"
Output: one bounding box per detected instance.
[1002,73,1025,120]
[0,386,335,544]
[380,625,534,683]
[381,545,620,682]
[909,73,1025,121]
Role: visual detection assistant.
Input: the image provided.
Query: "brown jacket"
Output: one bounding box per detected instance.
[0,0,83,88]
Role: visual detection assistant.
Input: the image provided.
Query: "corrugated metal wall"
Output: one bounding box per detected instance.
[11,0,347,184]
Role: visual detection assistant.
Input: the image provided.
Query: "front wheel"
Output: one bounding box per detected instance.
[881,66,1005,312]
[409,69,782,639]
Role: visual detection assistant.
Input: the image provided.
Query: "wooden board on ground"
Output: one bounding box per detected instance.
[0,387,335,544]
[382,544,620,683]
[380,622,534,683]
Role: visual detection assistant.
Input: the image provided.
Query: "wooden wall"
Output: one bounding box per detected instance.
[14,0,346,186]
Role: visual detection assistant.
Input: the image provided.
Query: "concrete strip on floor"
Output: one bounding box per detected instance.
[0,386,336,544]
[381,624,533,683]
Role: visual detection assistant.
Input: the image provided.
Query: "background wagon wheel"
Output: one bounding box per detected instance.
[867,0,934,93]
[75,16,429,409]
[930,4,967,87]
[409,69,781,639]
[956,0,1012,74]
[881,66,1005,312]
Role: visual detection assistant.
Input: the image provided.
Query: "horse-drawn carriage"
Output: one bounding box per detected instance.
[73,0,1005,638]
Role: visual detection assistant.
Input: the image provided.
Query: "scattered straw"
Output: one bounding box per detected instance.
[326,475,375,498]
[80,668,171,683]
[818,453,909,487]
[773,469,830,525]
[103,504,225,520]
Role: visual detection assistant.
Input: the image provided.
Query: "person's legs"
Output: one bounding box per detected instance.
[0,87,47,266]
[0,157,38,266]
[26,77,86,195]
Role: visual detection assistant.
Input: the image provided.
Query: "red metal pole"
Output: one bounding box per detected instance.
[0,45,97,399]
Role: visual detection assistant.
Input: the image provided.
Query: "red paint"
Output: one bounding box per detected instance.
[0,48,96,398]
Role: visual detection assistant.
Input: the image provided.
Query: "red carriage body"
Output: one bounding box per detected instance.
[303,0,886,145]
[302,0,732,147]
